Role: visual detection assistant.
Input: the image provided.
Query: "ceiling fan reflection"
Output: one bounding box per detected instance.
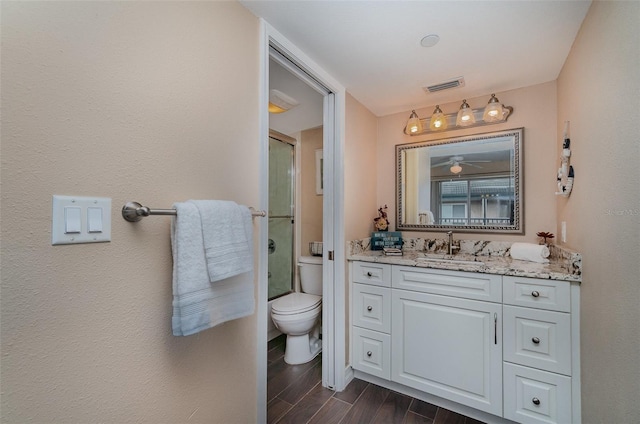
[431,156,490,174]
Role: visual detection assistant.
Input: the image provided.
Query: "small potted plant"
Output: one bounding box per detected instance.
[536,231,555,246]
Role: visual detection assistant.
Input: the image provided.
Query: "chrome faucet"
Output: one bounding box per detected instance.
[447,231,459,255]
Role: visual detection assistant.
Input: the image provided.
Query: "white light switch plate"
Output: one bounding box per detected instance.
[52,195,111,245]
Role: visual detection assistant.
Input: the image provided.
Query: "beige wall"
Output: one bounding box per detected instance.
[376,82,558,241]
[1,2,260,423]
[345,93,380,242]
[557,2,640,422]
[300,127,323,257]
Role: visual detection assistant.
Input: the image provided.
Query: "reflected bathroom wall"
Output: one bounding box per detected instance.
[268,135,295,300]
[300,126,323,254]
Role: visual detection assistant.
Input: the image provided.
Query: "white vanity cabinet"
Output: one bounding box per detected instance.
[349,261,581,424]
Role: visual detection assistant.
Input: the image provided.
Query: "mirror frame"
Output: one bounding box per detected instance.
[396,127,524,234]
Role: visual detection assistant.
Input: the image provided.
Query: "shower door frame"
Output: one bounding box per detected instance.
[267,131,296,302]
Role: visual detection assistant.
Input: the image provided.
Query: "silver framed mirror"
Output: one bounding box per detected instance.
[396,128,524,234]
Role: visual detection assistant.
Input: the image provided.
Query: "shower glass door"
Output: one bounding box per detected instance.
[268,136,295,300]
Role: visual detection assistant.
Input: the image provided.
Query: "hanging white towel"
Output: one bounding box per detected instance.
[171,201,254,336]
[510,242,550,263]
[190,200,253,283]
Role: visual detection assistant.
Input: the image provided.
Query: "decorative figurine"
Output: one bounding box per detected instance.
[374,205,389,232]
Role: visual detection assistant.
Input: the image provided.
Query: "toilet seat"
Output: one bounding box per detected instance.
[272,293,321,315]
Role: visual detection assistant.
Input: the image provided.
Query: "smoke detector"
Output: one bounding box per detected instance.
[423,77,465,93]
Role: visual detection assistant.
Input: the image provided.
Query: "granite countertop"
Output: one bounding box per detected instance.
[347,238,582,283]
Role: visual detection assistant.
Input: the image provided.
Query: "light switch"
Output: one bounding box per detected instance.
[64,207,82,234]
[87,207,103,233]
[52,195,111,245]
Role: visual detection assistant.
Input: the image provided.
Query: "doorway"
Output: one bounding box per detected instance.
[257,24,347,423]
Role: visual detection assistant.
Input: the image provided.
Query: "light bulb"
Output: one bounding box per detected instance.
[483,94,505,122]
[456,100,476,126]
[429,105,448,131]
[405,110,423,134]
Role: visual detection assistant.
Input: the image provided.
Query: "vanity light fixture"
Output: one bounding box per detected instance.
[405,110,423,134]
[429,105,448,131]
[456,99,476,126]
[482,93,506,123]
[402,96,513,136]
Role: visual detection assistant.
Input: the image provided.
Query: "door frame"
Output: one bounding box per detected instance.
[256,20,347,423]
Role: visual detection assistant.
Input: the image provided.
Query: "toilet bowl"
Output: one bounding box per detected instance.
[270,255,323,365]
[271,292,321,364]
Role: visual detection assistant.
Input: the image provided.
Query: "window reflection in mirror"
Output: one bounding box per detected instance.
[396,128,523,234]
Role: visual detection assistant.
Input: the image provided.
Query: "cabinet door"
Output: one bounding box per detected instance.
[391,290,502,416]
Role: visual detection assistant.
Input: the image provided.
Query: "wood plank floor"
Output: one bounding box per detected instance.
[267,335,486,424]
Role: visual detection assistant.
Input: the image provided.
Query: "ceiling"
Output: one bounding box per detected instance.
[241,0,591,117]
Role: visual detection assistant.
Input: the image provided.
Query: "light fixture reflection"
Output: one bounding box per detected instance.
[429,105,448,131]
[483,93,505,122]
[450,163,463,174]
[405,110,423,134]
[456,99,476,126]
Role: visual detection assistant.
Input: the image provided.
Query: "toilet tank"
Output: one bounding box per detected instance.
[298,255,323,296]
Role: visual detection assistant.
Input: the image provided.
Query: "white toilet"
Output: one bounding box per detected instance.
[271,255,322,365]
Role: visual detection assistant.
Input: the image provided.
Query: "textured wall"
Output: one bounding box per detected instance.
[557,1,640,422]
[1,2,260,423]
[376,82,558,242]
[345,93,380,241]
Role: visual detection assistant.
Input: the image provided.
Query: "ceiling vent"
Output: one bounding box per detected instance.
[423,77,465,93]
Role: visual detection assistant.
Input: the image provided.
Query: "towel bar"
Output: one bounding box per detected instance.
[122,201,267,222]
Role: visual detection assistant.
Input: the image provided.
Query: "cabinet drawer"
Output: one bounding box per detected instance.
[352,327,391,380]
[353,283,391,333]
[393,266,502,302]
[503,277,570,312]
[352,262,392,287]
[504,363,572,424]
[504,306,572,375]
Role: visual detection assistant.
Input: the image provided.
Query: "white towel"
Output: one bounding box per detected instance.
[510,242,550,263]
[190,200,253,283]
[171,202,255,336]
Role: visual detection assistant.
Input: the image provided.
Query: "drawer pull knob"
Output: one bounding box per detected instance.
[531,290,540,298]
[532,397,541,406]
[366,272,373,277]
[367,306,373,312]
[532,337,541,344]
[366,351,372,357]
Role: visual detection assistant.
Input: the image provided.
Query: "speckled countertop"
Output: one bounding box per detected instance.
[347,238,582,283]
